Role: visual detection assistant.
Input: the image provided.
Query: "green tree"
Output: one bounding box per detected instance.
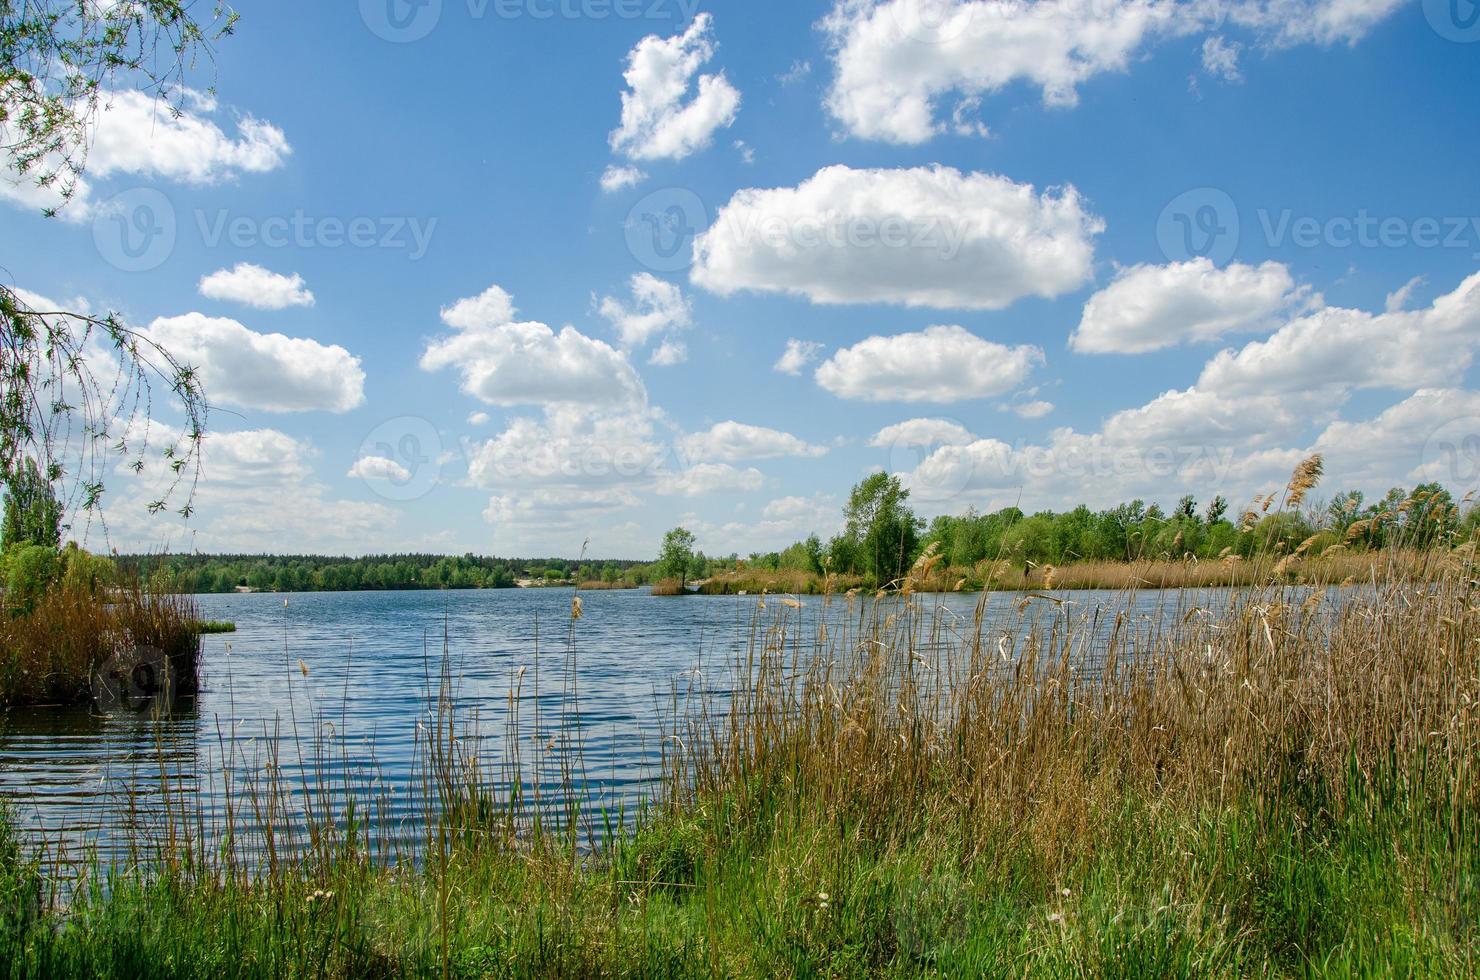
[1,457,61,550]
[840,473,922,586]
[658,527,697,587]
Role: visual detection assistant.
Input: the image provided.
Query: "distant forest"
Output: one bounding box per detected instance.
[113,554,649,595]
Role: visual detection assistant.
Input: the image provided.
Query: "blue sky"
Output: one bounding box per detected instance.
[3,0,1479,558]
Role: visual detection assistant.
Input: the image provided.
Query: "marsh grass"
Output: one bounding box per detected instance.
[0,582,201,706]
[1,541,1477,976]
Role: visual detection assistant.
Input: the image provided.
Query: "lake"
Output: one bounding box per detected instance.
[0,585,1243,873]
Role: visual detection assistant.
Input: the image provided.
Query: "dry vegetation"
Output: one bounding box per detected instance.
[0,584,201,706]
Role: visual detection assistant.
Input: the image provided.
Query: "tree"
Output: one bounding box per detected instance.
[2,456,61,550]
[1,3,236,534]
[1176,495,1197,521]
[840,473,922,586]
[658,527,697,588]
[1204,495,1229,525]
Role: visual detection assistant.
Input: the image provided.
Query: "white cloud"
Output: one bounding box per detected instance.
[609,13,741,163]
[347,455,412,483]
[464,408,665,493]
[597,273,692,348]
[1201,36,1243,82]
[468,411,491,426]
[1073,259,1303,354]
[440,284,517,330]
[1007,400,1055,419]
[775,339,824,375]
[692,165,1102,310]
[422,284,646,410]
[2,88,291,216]
[683,421,828,463]
[1198,271,1480,397]
[97,427,395,554]
[484,487,642,528]
[198,263,315,310]
[869,418,976,448]
[649,339,689,366]
[143,313,365,414]
[657,462,766,496]
[815,325,1043,403]
[821,0,1403,144]
[1315,388,1480,488]
[600,165,647,192]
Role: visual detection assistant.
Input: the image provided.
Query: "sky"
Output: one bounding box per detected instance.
[3,0,1479,559]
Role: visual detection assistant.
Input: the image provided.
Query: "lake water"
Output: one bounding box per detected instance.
[0,586,1238,874]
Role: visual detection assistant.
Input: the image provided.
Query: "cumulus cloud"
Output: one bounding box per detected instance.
[1073,259,1303,354]
[816,325,1043,403]
[821,0,1403,144]
[775,339,824,375]
[98,426,395,554]
[2,88,290,216]
[657,462,766,496]
[600,165,647,192]
[609,14,741,163]
[143,313,365,414]
[198,263,315,310]
[347,455,412,483]
[422,284,646,410]
[1008,400,1056,419]
[692,165,1101,310]
[649,339,689,366]
[682,421,828,463]
[598,273,693,349]
[464,408,666,493]
[1198,271,1480,397]
[869,418,976,448]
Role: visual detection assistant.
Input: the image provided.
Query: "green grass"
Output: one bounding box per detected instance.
[190,620,237,634]
[0,776,1473,978]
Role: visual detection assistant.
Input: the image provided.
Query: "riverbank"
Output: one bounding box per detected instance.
[1,547,1475,976]
[697,546,1438,596]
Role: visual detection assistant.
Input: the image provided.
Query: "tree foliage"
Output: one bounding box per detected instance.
[1,455,59,549]
[1,1,235,534]
[658,527,697,587]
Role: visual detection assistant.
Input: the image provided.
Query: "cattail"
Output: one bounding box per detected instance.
[1345,519,1374,543]
[571,596,583,621]
[1286,454,1324,509]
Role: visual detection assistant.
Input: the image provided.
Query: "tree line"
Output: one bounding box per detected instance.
[656,469,1474,589]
